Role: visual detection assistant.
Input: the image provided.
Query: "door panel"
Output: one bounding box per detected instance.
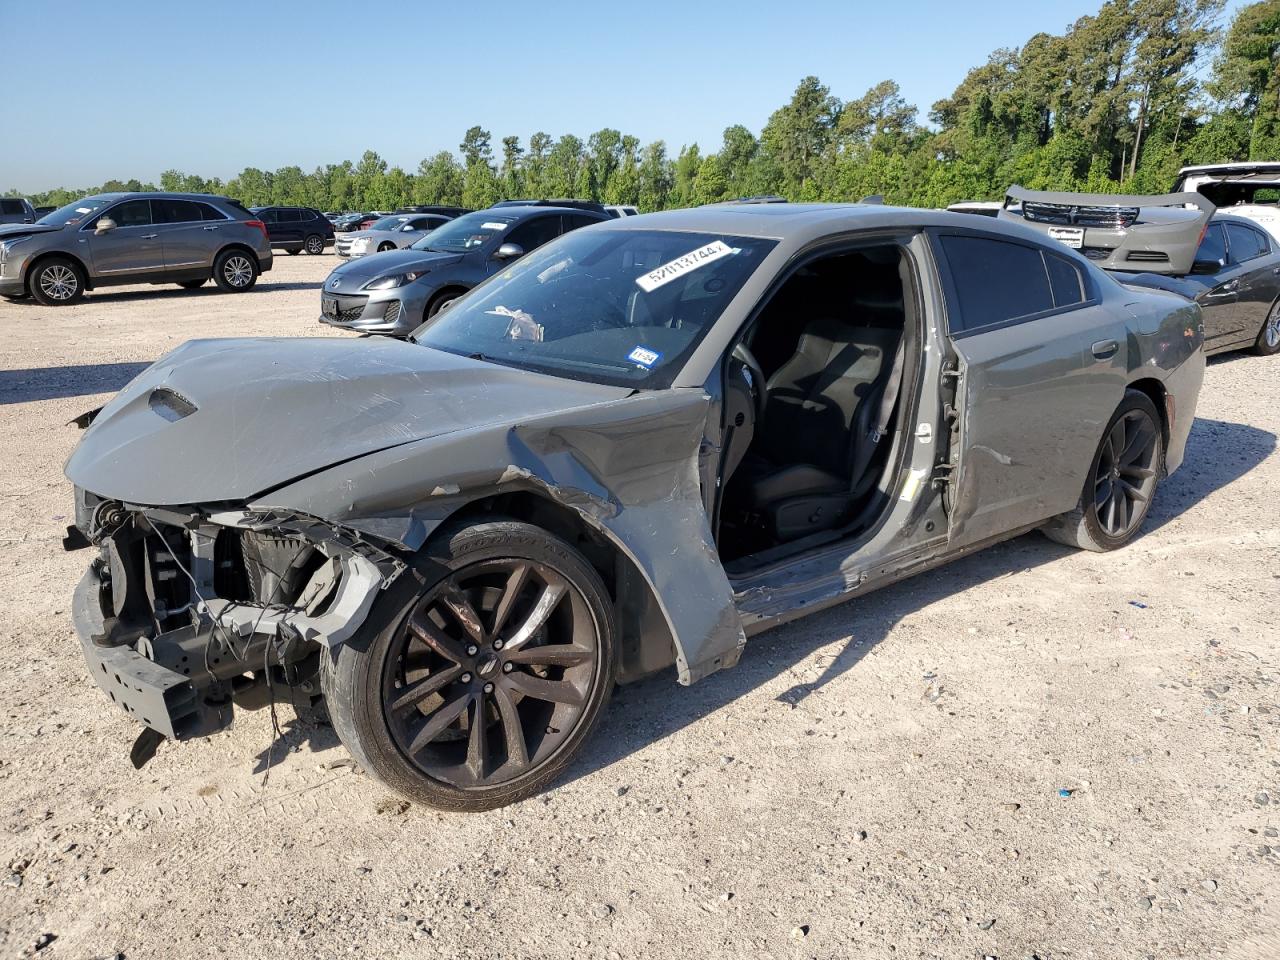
[84,200,164,276]
[152,198,213,269]
[948,305,1128,546]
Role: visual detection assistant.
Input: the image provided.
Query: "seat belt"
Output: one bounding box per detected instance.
[848,337,906,494]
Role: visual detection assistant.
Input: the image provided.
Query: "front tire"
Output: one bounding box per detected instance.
[1253,298,1280,356]
[1041,390,1163,552]
[286,247,301,256]
[305,234,325,255]
[321,520,617,811]
[377,241,395,253]
[178,278,207,290]
[29,257,86,306]
[213,249,259,292]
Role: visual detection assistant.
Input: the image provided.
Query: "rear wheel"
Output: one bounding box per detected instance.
[213,249,258,292]
[321,520,617,811]
[1253,298,1280,356]
[305,234,325,255]
[29,257,86,306]
[1042,390,1163,552]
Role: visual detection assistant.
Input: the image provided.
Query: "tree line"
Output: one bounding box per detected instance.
[13,0,1278,213]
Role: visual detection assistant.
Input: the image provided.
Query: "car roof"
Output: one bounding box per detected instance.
[594,201,1043,242]
[478,205,608,221]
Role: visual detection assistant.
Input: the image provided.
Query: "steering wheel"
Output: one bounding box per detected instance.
[731,342,767,426]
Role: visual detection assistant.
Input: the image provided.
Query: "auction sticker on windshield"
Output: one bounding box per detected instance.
[636,241,734,292]
[627,345,663,368]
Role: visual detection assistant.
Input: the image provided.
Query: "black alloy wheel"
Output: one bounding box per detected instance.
[1091,407,1160,539]
[321,521,616,810]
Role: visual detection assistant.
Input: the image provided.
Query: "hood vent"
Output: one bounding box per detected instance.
[148,387,198,422]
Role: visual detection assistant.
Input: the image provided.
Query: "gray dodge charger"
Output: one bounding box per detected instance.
[63,202,1205,810]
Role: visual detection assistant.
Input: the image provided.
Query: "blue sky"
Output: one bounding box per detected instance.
[2,0,1253,192]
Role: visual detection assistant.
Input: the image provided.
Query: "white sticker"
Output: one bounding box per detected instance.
[482,221,508,231]
[627,345,662,368]
[899,468,929,502]
[636,240,734,292]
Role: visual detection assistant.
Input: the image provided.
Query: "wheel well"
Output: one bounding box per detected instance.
[441,491,678,683]
[427,285,469,312]
[1127,377,1170,447]
[24,251,91,290]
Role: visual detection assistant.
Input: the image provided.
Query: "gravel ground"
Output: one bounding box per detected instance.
[0,253,1277,959]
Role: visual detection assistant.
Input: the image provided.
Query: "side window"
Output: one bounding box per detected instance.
[937,234,1054,334]
[1224,222,1267,263]
[1197,223,1227,264]
[152,199,202,223]
[565,213,602,232]
[409,217,434,231]
[278,209,302,223]
[0,199,24,215]
[197,202,228,221]
[99,199,153,228]
[505,215,562,252]
[1045,253,1084,307]
[258,209,280,224]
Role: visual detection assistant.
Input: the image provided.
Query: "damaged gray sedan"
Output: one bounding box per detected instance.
[64,204,1205,810]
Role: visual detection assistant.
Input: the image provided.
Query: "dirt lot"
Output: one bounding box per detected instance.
[0,253,1277,959]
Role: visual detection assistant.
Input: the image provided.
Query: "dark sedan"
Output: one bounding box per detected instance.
[1122,215,1280,356]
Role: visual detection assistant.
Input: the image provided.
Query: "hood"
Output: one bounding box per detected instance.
[65,336,632,506]
[328,248,462,284]
[0,223,62,240]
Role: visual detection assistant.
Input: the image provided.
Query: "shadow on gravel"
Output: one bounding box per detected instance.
[0,361,151,404]
[63,280,320,304]
[563,415,1275,790]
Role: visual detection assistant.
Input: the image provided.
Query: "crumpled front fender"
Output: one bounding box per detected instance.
[251,389,747,684]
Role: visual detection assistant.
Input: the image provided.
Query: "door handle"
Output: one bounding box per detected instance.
[202,226,219,231]
[140,233,158,240]
[1091,339,1119,360]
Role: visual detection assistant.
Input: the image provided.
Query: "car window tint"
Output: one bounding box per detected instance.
[1045,253,1084,307]
[1224,222,1267,262]
[105,200,153,227]
[198,202,228,221]
[938,235,1053,333]
[409,217,434,230]
[278,209,302,223]
[152,199,202,224]
[1197,223,1227,264]
[258,209,279,224]
[506,216,562,252]
[0,199,25,214]
[565,213,602,232]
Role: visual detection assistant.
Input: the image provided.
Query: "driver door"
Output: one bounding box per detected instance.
[486,215,562,278]
[84,199,165,277]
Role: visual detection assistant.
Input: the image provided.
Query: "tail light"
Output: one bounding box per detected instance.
[245,219,270,243]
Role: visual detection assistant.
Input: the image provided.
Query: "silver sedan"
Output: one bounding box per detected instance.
[335,213,452,258]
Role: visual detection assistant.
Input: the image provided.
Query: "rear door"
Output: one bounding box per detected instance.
[151,198,212,270]
[1224,221,1280,345]
[932,230,1129,546]
[276,208,303,245]
[1194,223,1241,347]
[84,199,165,277]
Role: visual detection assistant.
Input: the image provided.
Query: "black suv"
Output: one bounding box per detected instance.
[249,206,335,255]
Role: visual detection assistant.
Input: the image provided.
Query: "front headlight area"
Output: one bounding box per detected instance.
[75,495,402,708]
[362,269,428,291]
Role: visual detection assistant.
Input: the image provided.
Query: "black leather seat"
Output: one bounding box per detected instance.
[741,320,901,541]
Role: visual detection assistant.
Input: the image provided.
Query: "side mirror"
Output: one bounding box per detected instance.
[494,242,524,261]
[95,217,117,235]
[1191,258,1223,275]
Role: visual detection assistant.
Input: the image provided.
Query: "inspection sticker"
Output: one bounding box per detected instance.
[482,221,509,230]
[635,240,733,292]
[627,345,663,368]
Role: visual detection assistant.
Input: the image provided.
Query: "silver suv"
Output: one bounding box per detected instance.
[0,192,274,306]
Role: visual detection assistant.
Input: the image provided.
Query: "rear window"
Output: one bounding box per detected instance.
[1225,222,1268,262]
[198,202,228,221]
[1045,253,1084,307]
[152,198,203,224]
[937,235,1055,333]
